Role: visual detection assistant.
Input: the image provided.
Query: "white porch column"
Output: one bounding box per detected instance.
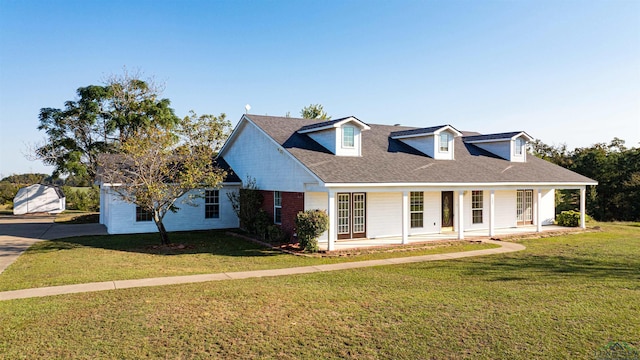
[402,191,409,244]
[489,190,495,237]
[536,189,542,233]
[458,190,465,240]
[327,190,336,251]
[580,187,586,229]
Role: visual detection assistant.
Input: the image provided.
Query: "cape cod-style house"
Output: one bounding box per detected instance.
[99,114,596,250]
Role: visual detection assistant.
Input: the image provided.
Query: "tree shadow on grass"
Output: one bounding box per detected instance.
[465,253,640,282]
[25,229,282,257]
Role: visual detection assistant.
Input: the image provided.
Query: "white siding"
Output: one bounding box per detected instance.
[305,192,328,241]
[307,129,336,154]
[223,121,318,192]
[539,189,555,225]
[367,192,402,238]
[102,186,239,235]
[494,190,517,228]
[474,142,511,161]
[400,137,435,158]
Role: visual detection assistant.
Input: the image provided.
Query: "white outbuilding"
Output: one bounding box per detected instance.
[13,184,66,215]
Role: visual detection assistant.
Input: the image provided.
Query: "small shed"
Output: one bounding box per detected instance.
[13,184,66,215]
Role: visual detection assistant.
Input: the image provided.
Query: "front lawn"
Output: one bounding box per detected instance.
[0,223,638,359]
[0,230,495,291]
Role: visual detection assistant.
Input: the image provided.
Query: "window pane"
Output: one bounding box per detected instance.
[136,206,152,222]
[274,207,282,224]
[472,190,483,224]
[410,192,424,228]
[439,133,449,151]
[205,190,220,219]
[337,194,350,234]
[274,191,282,224]
[353,193,365,233]
[343,126,354,147]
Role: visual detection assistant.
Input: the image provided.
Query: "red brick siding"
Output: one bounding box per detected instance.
[259,190,304,239]
[281,192,304,237]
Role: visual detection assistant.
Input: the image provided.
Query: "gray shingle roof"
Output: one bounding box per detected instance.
[463,131,531,142]
[390,125,455,138]
[244,114,596,185]
[297,118,346,132]
[297,116,369,132]
[96,154,241,184]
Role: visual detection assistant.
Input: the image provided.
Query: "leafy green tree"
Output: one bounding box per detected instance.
[300,104,330,120]
[33,71,180,181]
[533,138,640,221]
[99,112,231,244]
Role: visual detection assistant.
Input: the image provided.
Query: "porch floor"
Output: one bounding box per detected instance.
[319,225,570,252]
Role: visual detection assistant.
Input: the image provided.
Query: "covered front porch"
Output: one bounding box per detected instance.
[316,186,589,251]
[319,224,571,252]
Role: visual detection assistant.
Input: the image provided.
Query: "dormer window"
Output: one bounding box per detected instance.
[515,138,524,156]
[297,116,370,157]
[343,126,355,148]
[439,133,451,152]
[463,131,533,163]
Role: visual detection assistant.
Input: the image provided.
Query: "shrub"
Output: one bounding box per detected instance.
[62,186,100,211]
[253,209,272,240]
[295,209,329,252]
[267,225,288,243]
[226,177,263,233]
[556,210,591,227]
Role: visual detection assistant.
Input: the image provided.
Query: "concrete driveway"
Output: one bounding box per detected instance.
[0,215,107,273]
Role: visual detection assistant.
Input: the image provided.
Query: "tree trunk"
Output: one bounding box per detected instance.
[153,211,170,245]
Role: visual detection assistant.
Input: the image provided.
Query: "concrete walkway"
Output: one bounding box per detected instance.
[0,239,525,301]
[0,215,108,274]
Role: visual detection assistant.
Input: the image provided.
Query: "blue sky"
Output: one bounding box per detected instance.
[1,0,638,177]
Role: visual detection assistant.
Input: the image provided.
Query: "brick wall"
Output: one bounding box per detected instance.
[259,190,304,240]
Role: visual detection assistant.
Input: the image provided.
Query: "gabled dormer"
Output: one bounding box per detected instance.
[389,125,462,160]
[463,131,533,162]
[297,116,371,156]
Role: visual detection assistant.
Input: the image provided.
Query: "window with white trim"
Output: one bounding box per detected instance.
[205,190,219,219]
[515,138,524,156]
[439,132,450,152]
[410,191,424,228]
[343,126,355,148]
[472,190,483,224]
[136,206,153,222]
[274,191,282,224]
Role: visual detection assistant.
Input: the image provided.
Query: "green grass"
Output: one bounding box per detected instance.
[0,230,495,291]
[0,223,638,359]
[54,210,99,224]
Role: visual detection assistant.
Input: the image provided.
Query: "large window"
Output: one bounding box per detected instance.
[410,191,424,228]
[439,132,450,152]
[274,191,282,224]
[472,190,483,224]
[205,190,220,219]
[515,138,524,156]
[136,206,153,222]
[343,126,355,148]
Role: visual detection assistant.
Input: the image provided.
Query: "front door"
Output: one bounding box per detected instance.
[441,191,454,228]
[337,193,367,239]
[517,190,533,225]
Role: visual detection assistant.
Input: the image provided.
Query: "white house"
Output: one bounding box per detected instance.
[217,115,597,250]
[98,159,241,234]
[98,114,596,245]
[13,184,66,215]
